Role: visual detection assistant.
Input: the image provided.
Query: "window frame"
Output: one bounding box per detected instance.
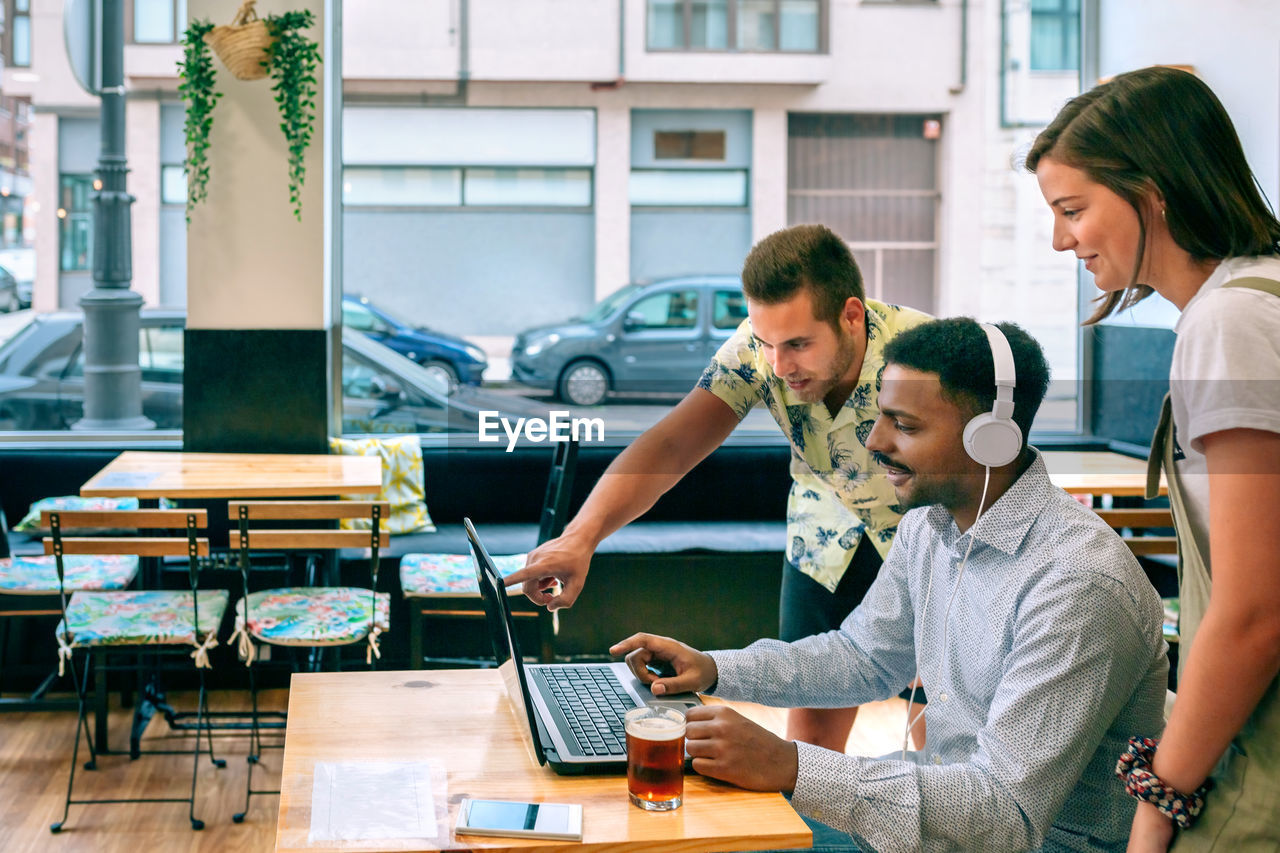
[646,0,827,54]
[6,0,32,67]
[1028,0,1080,72]
[58,174,96,273]
[628,167,750,208]
[127,0,188,45]
[341,165,595,212]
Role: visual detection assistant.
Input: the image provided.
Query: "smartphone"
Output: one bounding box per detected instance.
[455,797,584,841]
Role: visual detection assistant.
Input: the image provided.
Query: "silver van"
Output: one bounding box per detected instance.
[510,275,746,406]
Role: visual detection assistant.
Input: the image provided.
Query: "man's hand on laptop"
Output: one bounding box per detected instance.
[610,633,718,696]
[505,534,592,610]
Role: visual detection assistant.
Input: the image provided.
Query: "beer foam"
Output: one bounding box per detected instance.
[627,715,685,740]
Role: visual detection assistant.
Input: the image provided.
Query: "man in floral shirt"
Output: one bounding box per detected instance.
[508,224,930,750]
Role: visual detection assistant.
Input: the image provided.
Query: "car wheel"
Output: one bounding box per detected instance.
[558,360,609,407]
[0,291,17,313]
[421,360,459,392]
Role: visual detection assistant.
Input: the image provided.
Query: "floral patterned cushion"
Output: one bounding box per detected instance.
[400,552,528,597]
[58,590,229,648]
[13,495,174,534]
[328,435,435,534]
[0,555,139,595]
[236,587,391,646]
[1162,597,1180,644]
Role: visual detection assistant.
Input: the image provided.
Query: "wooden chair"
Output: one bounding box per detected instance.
[0,506,140,714]
[1094,507,1178,557]
[399,439,578,666]
[1096,506,1180,648]
[42,508,226,833]
[227,499,389,824]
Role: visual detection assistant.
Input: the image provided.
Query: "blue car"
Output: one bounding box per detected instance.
[342,294,488,388]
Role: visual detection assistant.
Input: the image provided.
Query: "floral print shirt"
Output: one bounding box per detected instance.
[696,299,931,592]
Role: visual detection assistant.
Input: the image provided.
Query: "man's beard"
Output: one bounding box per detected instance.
[786,329,858,404]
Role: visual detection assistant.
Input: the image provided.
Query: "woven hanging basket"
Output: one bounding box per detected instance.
[205,0,274,81]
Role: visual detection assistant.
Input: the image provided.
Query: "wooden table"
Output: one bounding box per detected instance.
[77,451,383,753]
[1042,450,1165,497]
[81,451,383,499]
[276,669,812,853]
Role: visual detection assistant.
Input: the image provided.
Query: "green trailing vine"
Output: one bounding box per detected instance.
[263,10,321,221]
[178,19,220,224]
[175,9,320,222]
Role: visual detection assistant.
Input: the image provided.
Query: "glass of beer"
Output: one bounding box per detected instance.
[625,706,686,811]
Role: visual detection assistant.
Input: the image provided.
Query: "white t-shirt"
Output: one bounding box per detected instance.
[1170,254,1280,549]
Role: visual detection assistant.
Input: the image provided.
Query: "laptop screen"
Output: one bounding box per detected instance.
[465,517,547,765]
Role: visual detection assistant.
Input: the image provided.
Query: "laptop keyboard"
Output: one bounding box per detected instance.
[536,666,639,757]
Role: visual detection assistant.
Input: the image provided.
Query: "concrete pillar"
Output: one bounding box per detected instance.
[184,0,332,452]
[30,112,59,313]
[126,97,161,306]
[594,104,630,300]
[751,108,788,243]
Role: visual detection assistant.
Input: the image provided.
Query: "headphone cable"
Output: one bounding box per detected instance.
[900,464,992,761]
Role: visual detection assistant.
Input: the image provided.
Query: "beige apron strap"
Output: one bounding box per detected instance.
[1221,275,1280,298]
[1147,393,1173,501]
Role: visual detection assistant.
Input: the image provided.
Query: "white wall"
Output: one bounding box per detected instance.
[595,105,631,300]
[470,0,619,81]
[1099,1,1280,203]
[29,112,60,312]
[343,0,459,81]
[186,0,326,330]
[126,98,162,306]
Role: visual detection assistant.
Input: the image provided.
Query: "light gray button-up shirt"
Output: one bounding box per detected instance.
[709,450,1168,852]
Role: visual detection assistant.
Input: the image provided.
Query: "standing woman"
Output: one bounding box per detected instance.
[1028,66,1280,851]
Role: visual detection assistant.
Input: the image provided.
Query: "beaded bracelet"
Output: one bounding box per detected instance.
[1114,736,1213,830]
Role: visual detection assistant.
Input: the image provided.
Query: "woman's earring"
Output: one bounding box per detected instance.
[1161,206,1167,219]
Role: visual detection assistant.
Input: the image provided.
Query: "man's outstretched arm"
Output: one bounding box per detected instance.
[505,387,740,609]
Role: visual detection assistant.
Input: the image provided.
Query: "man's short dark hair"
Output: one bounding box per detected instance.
[883,318,1051,447]
[741,224,865,326]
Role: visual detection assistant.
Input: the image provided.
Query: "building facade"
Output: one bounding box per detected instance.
[8,0,1193,419]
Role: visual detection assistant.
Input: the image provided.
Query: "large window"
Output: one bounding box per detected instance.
[58,176,95,272]
[132,0,188,44]
[1029,0,1079,71]
[161,165,187,206]
[342,167,592,208]
[648,0,823,52]
[629,170,748,206]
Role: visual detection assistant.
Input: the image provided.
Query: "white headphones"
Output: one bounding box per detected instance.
[961,323,1022,468]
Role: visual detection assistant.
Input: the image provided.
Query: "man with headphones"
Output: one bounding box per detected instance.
[612,318,1169,851]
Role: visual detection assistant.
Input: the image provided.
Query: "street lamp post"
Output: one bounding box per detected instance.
[74,0,153,431]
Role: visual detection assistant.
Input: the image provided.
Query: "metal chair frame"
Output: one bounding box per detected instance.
[229,499,388,824]
[43,508,224,833]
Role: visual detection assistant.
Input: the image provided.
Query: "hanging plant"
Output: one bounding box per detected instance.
[262,10,321,221]
[176,1,321,222]
[177,19,221,223]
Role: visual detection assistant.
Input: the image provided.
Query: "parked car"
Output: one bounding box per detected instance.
[342,294,487,389]
[0,265,20,313]
[511,275,746,406]
[0,309,543,433]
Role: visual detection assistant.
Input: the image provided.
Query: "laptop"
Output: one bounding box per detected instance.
[465,518,701,775]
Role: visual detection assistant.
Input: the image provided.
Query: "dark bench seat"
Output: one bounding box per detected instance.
[354,519,787,561]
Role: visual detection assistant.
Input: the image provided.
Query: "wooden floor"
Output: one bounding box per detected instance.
[0,683,910,852]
